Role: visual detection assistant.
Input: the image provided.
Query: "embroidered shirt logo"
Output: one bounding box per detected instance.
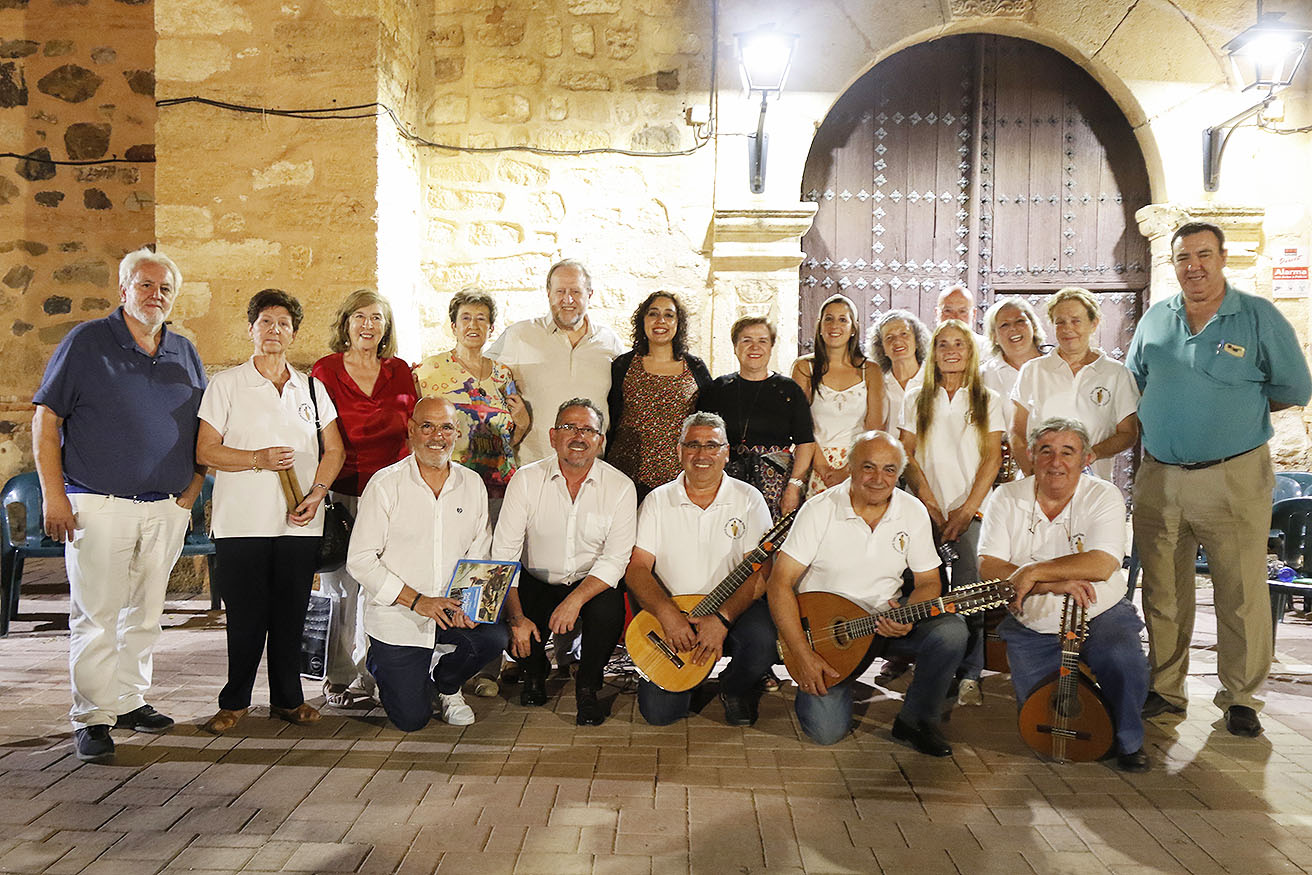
[1090,386,1110,406]
[725,517,745,538]
[298,402,315,422]
[893,531,909,553]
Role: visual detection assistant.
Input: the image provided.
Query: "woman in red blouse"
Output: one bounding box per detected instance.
[311,289,418,708]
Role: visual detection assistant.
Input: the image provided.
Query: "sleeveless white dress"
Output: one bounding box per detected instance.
[808,373,868,496]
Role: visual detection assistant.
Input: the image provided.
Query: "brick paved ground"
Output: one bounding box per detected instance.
[2,558,1312,874]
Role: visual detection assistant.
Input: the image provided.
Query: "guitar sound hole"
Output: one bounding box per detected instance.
[1049,693,1083,720]
[831,621,850,648]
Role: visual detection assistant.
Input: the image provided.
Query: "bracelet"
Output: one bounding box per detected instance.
[787,477,806,490]
[713,611,732,630]
[251,452,260,471]
[312,483,328,492]
[409,592,422,611]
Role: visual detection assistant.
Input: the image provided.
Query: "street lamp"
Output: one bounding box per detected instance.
[1202,11,1311,192]
[735,25,798,194]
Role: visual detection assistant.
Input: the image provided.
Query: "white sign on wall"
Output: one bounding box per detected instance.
[1273,244,1309,299]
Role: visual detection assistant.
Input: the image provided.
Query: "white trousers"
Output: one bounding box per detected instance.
[66,493,191,728]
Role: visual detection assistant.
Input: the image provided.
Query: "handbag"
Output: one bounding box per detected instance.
[308,378,354,573]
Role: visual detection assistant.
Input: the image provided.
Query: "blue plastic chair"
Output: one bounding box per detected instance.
[1281,471,1312,493]
[1274,473,1303,503]
[1269,497,1312,644]
[0,472,219,636]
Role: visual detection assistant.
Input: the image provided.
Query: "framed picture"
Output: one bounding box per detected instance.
[444,559,521,624]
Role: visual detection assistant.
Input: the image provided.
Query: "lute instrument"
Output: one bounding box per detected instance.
[1017,595,1114,763]
[625,509,797,692]
[779,579,1015,686]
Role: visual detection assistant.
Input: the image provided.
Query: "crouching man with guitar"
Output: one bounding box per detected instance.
[977,416,1150,773]
[767,431,969,756]
[625,413,781,727]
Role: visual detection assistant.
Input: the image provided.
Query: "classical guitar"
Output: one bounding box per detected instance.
[1017,595,1114,763]
[626,509,797,692]
[779,579,1015,686]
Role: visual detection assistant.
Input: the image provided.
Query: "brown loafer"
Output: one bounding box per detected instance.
[271,702,321,725]
[202,708,247,735]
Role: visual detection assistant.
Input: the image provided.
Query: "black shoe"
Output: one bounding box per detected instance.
[1141,692,1186,719]
[1225,705,1263,737]
[891,716,952,757]
[114,704,174,734]
[520,676,547,707]
[720,691,758,727]
[74,725,115,763]
[575,687,606,726]
[1115,748,1150,773]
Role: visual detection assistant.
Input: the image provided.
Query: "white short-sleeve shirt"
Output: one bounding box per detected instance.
[881,366,922,432]
[1011,350,1140,481]
[978,474,1128,634]
[347,456,491,649]
[635,473,773,597]
[491,455,637,587]
[901,384,1003,513]
[199,359,339,538]
[485,315,625,464]
[780,481,940,613]
[980,353,1023,434]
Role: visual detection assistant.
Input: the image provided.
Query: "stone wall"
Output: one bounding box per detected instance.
[0,0,156,485]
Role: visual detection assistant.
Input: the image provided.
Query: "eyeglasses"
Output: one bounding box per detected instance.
[414,422,457,436]
[553,424,601,438]
[350,313,386,324]
[679,441,727,453]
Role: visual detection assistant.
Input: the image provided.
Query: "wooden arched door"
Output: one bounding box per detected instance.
[800,34,1151,488]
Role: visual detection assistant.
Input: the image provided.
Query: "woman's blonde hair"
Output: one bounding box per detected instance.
[915,320,990,458]
[982,296,1046,358]
[1046,287,1101,323]
[328,289,397,357]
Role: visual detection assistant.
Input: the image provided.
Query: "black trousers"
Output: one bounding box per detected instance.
[516,572,625,691]
[214,536,318,711]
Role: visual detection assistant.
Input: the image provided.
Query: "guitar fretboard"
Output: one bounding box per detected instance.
[838,580,1014,641]
[686,510,797,618]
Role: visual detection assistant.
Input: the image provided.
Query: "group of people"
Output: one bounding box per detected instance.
[34,221,1310,775]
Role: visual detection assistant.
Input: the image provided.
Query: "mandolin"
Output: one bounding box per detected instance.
[779,579,1015,686]
[1017,595,1114,763]
[625,509,797,692]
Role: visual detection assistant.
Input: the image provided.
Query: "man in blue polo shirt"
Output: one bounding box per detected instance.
[32,247,207,763]
[1127,221,1311,738]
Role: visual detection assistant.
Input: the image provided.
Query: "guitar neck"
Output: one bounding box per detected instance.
[839,579,1013,641]
[844,597,943,639]
[688,545,767,617]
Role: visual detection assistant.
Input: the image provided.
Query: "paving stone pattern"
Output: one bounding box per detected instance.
[2,559,1312,874]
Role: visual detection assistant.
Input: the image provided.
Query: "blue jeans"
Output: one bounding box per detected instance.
[945,517,984,681]
[998,599,1149,755]
[637,599,777,726]
[795,612,967,745]
[367,624,509,732]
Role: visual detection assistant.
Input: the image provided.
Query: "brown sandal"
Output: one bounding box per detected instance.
[323,681,355,708]
[202,708,247,735]
[270,702,321,725]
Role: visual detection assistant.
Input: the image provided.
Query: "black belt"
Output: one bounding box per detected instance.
[1147,446,1259,471]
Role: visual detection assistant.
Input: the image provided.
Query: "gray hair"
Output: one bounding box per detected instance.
[868,309,931,371]
[982,296,1047,358]
[679,411,727,442]
[545,258,592,293]
[850,429,908,476]
[1027,416,1092,456]
[555,397,604,430]
[937,283,975,309]
[119,247,181,292]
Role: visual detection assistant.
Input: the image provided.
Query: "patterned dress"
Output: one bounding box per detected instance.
[413,350,518,497]
[607,358,700,496]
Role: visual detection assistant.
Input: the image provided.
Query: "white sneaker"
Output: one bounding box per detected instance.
[956,678,983,706]
[438,691,475,726]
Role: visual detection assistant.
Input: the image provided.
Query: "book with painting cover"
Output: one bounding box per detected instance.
[443,559,521,624]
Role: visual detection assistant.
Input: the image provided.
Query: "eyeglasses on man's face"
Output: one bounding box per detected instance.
[552,423,601,438]
[679,440,726,453]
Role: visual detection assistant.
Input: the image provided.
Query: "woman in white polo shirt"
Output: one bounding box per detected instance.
[1011,287,1139,481]
[900,320,1003,706]
[196,289,346,735]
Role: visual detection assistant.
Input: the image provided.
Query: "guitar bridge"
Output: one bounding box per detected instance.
[646,631,685,669]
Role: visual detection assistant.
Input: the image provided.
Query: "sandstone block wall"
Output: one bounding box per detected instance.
[0,0,156,485]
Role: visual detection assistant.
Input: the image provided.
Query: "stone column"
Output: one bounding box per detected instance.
[707,206,818,375]
[1136,202,1308,467]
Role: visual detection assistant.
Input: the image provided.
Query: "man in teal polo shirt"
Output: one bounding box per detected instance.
[1127,221,1311,738]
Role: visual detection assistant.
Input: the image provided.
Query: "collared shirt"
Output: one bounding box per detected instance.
[635,473,772,597]
[491,455,636,587]
[1126,283,1312,464]
[485,314,625,464]
[198,358,338,538]
[310,353,417,496]
[881,365,922,431]
[1012,349,1139,480]
[901,384,1003,512]
[980,353,1022,434]
[780,481,940,613]
[33,307,207,496]
[978,474,1128,634]
[347,456,491,648]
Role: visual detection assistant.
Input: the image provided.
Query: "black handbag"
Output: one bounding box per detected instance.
[308,378,354,573]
